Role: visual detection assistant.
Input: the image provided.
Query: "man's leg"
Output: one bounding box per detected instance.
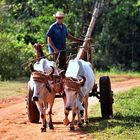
[59,51,67,70]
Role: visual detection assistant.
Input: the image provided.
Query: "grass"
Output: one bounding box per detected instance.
[95,71,140,82]
[0,71,140,99]
[82,87,140,140]
[0,80,28,99]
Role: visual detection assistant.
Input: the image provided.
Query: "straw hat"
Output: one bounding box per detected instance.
[53,11,64,18]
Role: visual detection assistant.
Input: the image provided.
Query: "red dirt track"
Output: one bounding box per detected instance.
[0,78,140,140]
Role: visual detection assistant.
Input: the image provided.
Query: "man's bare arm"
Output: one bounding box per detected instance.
[67,34,84,43]
[47,37,59,53]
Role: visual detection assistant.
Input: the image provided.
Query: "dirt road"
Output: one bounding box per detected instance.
[0,78,140,140]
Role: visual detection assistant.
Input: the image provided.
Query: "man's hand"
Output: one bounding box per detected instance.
[54,48,59,54]
[77,38,84,43]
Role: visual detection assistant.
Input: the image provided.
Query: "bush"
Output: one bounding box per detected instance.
[0,33,34,80]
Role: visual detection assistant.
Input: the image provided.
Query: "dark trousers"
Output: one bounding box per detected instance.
[51,51,67,70]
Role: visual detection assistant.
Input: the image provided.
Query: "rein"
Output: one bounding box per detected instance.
[22,44,95,67]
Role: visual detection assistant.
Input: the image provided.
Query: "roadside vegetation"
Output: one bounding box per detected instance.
[95,70,140,82]
[0,80,27,99]
[0,71,140,100]
[82,87,140,140]
[0,0,140,80]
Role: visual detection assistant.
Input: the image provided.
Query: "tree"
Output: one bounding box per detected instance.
[94,0,140,70]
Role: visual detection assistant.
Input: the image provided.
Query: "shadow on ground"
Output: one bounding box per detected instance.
[81,113,140,133]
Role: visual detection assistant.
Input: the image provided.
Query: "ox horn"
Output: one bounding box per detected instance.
[28,63,38,73]
[44,66,54,81]
[47,66,55,76]
[79,76,86,86]
[28,63,34,72]
[68,77,80,83]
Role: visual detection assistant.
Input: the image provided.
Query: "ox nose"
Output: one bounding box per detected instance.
[65,107,72,111]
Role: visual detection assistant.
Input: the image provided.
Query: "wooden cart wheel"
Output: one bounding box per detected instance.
[99,76,113,118]
[26,86,40,123]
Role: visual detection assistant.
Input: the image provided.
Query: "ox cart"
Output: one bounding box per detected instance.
[26,0,114,124]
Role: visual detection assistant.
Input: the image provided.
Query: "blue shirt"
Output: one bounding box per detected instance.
[47,22,68,53]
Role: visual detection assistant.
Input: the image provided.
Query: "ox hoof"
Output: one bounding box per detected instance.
[78,122,83,128]
[70,126,75,131]
[81,119,84,123]
[41,127,46,132]
[49,124,54,129]
[32,96,38,101]
[80,110,84,118]
[84,120,89,126]
[63,118,70,126]
[85,120,89,124]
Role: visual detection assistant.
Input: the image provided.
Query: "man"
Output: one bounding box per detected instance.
[47,11,83,70]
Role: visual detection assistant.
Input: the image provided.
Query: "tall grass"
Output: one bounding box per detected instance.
[82,87,140,140]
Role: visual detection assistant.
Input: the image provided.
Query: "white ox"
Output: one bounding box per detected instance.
[28,58,63,132]
[63,59,95,130]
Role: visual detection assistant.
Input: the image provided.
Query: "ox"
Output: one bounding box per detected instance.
[63,59,95,130]
[28,44,63,132]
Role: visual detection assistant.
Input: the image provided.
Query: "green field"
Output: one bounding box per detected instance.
[82,87,140,140]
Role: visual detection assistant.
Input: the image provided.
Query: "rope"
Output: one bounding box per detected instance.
[39,41,84,48]
[55,51,61,64]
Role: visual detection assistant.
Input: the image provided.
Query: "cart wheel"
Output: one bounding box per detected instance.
[26,86,40,123]
[99,76,113,119]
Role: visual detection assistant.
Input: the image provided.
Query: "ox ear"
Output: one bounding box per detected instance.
[79,75,86,86]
